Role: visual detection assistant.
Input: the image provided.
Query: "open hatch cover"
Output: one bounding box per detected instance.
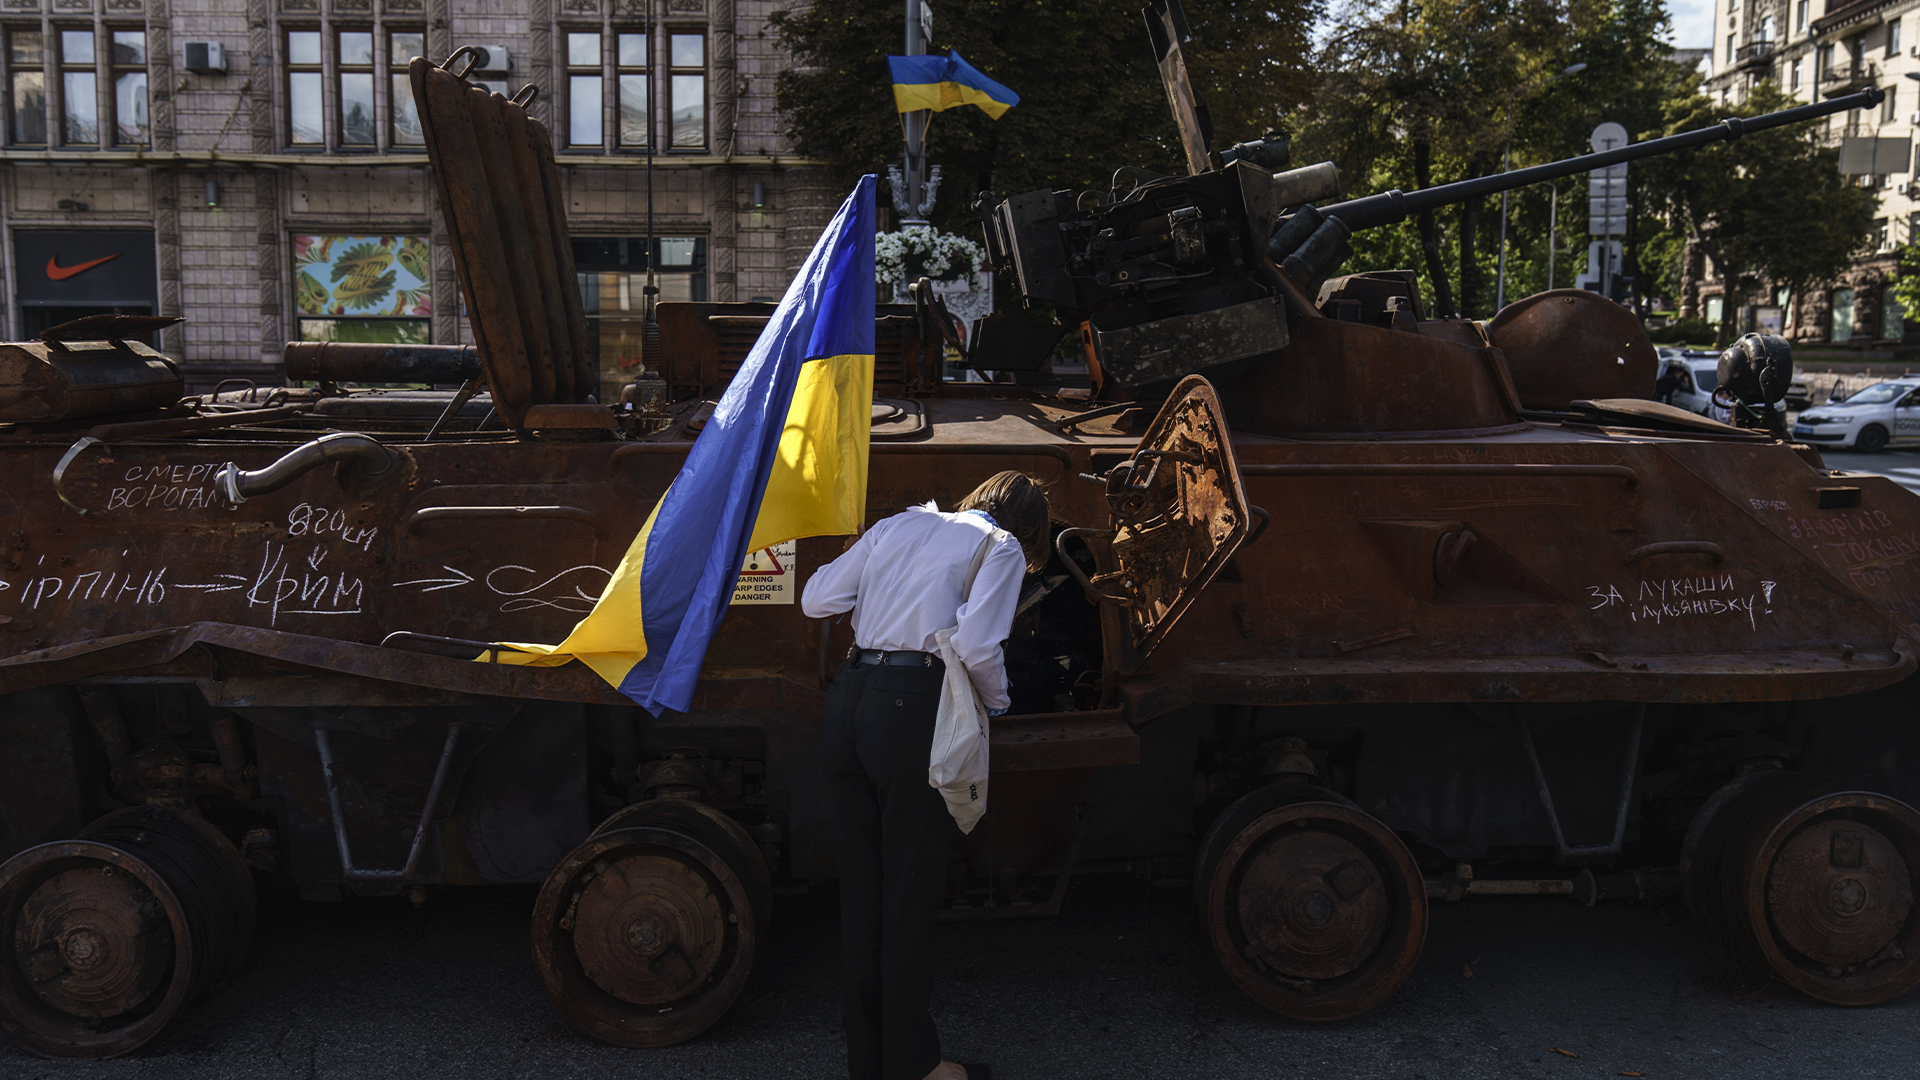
[1075,374,1252,667]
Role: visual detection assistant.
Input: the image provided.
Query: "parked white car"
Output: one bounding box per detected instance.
[1656,352,1723,415]
[1790,379,1920,452]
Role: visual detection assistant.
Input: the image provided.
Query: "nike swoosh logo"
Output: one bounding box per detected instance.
[46,252,121,281]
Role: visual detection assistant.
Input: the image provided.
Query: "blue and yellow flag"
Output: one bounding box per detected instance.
[496,175,877,716]
[888,51,1019,120]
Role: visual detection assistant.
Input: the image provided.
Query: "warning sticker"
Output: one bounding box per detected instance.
[731,541,797,605]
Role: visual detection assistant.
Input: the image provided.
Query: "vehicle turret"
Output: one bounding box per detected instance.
[967,0,1882,411]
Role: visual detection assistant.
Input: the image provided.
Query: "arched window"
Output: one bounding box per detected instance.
[1885,285,1905,341]
[1833,288,1856,343]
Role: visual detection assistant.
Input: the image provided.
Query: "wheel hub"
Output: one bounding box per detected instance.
[1235,829,1388,981]
[571,852,727,1006]
[14,867,173,1019]
[625,914,667,958]
[1767,820,1913,969]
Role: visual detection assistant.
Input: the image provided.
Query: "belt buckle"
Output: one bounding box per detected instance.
[923,653,933,668]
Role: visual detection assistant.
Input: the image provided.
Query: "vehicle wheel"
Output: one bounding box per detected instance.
[1686,770,1920,1005]
[1193,784,1427,1022]
[0,806,255,1058]
[1857,425,1890,453]
[531,824,758,1047]
[592,799,771,933]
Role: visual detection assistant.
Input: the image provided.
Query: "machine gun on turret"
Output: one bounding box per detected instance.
[958,0,1882,403]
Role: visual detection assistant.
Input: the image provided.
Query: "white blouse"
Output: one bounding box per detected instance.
[800,503,1027,712]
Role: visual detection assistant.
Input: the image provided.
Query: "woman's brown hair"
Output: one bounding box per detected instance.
[958,470,1051,573]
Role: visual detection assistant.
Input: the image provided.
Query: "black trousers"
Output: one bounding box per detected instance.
[821,658,951,1080]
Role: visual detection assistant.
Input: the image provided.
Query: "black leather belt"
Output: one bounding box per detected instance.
[848,647,941,668]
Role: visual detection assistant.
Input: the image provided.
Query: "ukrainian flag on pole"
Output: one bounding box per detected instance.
[889,51,1019,120]
[495,175,877,716]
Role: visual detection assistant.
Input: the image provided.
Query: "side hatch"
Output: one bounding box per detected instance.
[1066,374,1254,671]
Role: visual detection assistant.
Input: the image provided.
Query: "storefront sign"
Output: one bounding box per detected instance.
[14,230,157,305]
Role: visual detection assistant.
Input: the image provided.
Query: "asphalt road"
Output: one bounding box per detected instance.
[1824,447,1920,495]
[4,876,1919,1080]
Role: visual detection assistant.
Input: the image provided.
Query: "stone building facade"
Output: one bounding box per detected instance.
[1696,0,1914,348]
[0,0,831,397]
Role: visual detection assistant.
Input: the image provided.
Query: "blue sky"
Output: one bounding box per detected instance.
[1669,0,1716,49]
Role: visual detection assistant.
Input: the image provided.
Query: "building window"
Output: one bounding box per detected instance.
[574,236,706,400]
[1893,19,1904,57]
[1886,85,1900,124]
[566,31,654,152]
[1876,216,1891,251]
[566,31,601,148]
[1758,14,1773,43]
[7,28,44,145]
[1832,287,1856,343]
[391,30,423,145]
[338,29,374,146]
[1886,285,1906,340]
[669,33,704,149]
[1727,33,1735,65]
[287,26,416,150]
[111,29,146,145]
[1791,57,1803,91]
[1796,0,1809,33]
[287,30,322,145]
[1706,295,1724,325]
[59,28,95,145]
[293,235,432,343]
[618,32,648,148]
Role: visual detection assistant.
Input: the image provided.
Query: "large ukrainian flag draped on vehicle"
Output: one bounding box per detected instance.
[494,175,877,716]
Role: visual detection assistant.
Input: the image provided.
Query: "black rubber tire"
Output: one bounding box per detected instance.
[1857,425,1890,453]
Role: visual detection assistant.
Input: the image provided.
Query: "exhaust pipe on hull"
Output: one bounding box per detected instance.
[215,432,398,505]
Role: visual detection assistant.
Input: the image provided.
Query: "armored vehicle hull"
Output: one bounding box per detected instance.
[7,16,1920,1058]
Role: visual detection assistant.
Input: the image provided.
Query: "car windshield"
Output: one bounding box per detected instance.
[1843,383,1910,405]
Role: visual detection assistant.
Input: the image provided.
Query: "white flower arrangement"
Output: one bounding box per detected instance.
[875,226,986,286]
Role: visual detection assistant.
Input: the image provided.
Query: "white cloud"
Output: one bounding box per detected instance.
[1669,0,1717,50]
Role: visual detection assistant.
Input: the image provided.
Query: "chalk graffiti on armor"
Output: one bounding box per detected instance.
[7,565,170,608]
[485,564,612,613]
[245,540,365,627]
[103,462,226,512]
[286,503,378,551]
[1585,573,1775,630]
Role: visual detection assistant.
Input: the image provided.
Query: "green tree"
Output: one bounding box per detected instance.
[1891,243,1920,328]
[1639,84,1876,348]
[770,0,1322,235]
[1301,0,1680,317]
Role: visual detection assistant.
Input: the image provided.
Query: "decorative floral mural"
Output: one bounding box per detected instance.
[293,235,431,316]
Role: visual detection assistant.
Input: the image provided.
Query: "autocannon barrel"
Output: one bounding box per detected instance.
[1320,88,1886,231]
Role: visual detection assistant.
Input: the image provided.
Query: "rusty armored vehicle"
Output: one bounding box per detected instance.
[4,2,1920,1057]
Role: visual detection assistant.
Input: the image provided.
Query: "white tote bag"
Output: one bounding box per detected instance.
[928,528,1005,834]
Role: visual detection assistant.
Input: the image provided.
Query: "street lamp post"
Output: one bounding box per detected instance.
[1495,62,1588,311]
[897,0,934,225]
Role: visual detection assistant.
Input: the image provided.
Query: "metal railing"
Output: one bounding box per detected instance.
[1820,60,1879,90]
